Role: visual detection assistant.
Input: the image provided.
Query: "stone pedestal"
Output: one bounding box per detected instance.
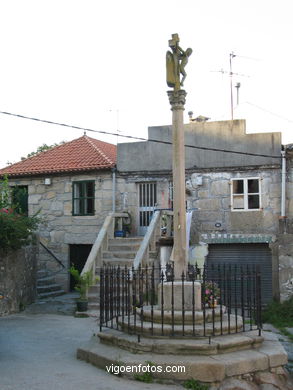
[158,281,201,311]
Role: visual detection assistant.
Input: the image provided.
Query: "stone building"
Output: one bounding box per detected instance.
[0,135,117,292]
[117,119,292,302]
[1,120,292,301]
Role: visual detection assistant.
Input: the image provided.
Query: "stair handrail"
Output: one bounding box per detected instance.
[81,212,129,279]
[133,210,161,270]
[39,239,66,269]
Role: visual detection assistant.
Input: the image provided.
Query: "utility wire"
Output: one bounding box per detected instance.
[0,110,281,159]
[244,102,293,124]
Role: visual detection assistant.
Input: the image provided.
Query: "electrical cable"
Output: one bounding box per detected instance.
[244,102,293,124]
[0,110,281,159]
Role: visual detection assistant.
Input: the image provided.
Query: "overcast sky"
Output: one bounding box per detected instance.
[1,0,293,167]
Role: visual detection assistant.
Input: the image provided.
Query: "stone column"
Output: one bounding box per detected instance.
[167,89,187,280]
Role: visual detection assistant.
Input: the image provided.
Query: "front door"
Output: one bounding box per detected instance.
[69,244,92,291]
[138,182,157,235]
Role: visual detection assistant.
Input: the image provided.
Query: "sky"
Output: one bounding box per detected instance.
[1,0,293,167]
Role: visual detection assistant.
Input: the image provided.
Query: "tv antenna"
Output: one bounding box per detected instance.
[229,52,236,120]
[211,52,250,120]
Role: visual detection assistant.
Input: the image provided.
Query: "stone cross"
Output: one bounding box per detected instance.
[166,33,192,91]
[166,33,192,279]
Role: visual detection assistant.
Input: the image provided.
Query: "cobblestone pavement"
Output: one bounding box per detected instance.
[0,313,182,390]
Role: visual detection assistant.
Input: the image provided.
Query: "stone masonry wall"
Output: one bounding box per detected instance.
[8,163,293,300]
[9,172,166,291]
[9,172,117,291]
[0,244,37,316]
[119,167,290,300]
[185,168,281,241]
[185,167,284,300]
[115,176,170,234]
[278,156,293,301]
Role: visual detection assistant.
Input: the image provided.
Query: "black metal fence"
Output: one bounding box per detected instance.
[99,263,262,339]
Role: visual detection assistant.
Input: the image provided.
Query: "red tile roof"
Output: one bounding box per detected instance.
[0,135,117,177]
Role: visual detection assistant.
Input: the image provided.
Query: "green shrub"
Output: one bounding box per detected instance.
[183,378,209,390]
[69,265,93,300]
[133,372,153,383]
[0,176,40,252]
[262,297,293,328]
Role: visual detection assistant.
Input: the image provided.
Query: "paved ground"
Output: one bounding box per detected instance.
[0,312,182,390]
[1,295,292,390]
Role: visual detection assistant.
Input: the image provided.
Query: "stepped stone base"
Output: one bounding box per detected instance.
[77,330,290,389]
[140,305,226,324]
[98,328,264,355]
[118,313,243,336]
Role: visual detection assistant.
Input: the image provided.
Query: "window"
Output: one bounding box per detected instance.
[231,178,261,211]
[12,186,28,215]
[72,181,95,216]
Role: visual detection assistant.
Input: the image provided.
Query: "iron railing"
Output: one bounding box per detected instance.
[99,263,262,339]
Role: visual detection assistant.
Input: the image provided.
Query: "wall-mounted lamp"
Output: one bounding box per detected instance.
[44,178,51,186]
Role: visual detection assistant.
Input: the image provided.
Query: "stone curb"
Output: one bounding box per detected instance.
[98,328,264,355]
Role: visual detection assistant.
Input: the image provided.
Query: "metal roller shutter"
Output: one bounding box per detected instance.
[206,243,272,304]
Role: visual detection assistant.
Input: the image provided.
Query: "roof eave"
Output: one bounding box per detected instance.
[0,164,116,178]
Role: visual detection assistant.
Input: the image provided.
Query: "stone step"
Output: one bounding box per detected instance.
[108,243,141,251]
[99,259,134,267]
[25,292,78,315]
[75,309,100,318]
[88,285,99,294]
[139,306,227,325]
[108,238,143,245]
[37,283,64,294]
[77,330,288,383]
[37,275,56,286]
[38,290,66,299]
[37,269,52,278]
[98,328,263,355]
[118,314,244,337]
[87,302,100,311]
[87,292,99,303]
[102,251,136,259]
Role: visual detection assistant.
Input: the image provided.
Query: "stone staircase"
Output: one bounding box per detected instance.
[102,237,143,267]
[36,270,65,300]
[87,237,143,312]
[25,270,75,315]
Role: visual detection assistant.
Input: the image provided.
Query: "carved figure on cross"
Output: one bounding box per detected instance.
[166,33,192,90]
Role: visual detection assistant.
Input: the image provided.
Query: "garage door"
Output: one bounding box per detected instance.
[206,243,272,304]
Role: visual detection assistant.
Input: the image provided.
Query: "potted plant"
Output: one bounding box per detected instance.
[203,281,220,308]
[69,266,92,312]
[114,212,132,237]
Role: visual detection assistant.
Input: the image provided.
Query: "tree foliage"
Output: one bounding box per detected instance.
[21,141,65,160]
[0,176,40,253]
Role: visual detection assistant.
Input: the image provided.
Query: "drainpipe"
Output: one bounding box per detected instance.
[112,168,116,213]
[281,149,286,218]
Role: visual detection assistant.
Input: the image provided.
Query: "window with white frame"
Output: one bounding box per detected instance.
[231,178,261,211]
